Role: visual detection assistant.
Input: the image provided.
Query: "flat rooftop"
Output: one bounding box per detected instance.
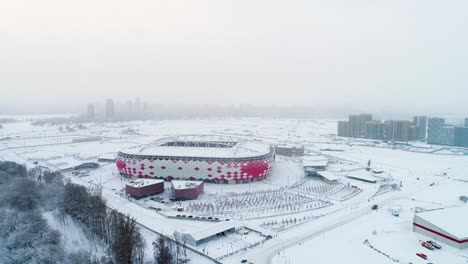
[416,206,468,239]
[172,180,203,190]
[126,179,164,188]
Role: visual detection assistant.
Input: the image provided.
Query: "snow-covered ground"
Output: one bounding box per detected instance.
[43,210,108,257]
[1,116,467,263]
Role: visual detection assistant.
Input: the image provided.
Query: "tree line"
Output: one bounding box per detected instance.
[0,161,100,264]
[63,183,146,264]
[1,160,200,264]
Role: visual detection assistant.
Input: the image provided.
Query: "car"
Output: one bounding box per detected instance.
[241,260,248,263]
[176,215,180,217]
[427,240,442,249]
[420,240,434,250]
[207,217,213,220]
[416,253,427,260]
[188,215,193,218]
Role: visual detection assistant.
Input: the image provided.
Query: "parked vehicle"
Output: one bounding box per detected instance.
[427,240,442,249]
[420,240,434,250]
[416,253,428,260]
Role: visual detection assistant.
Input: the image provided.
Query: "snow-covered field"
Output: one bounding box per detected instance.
[1,116,467,263]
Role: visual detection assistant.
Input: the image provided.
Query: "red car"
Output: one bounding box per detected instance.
[416,253,428,260]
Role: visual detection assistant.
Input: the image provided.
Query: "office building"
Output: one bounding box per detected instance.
[454,127,468,148]
[87,104,94,120]
[413,116,427,140]
[365,121,387,140]
[427,118,445,144]
[409,125,419,141]
[385,120,411,142]
[349,114,372,138]
[106,99,114,119]
[337,121,349,137]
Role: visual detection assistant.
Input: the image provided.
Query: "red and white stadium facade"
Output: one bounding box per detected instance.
[116,135,275,184]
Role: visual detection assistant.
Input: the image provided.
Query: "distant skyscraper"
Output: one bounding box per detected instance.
[135,97,141,112]
[349,114,372,138]
[337,121,349,137]
[413,116,427,140]
[365,121,387,140]
[385,120,411,142]
[106,99,114,119]
[87,104,94,119]
[427,117,454,146]
[454,127,468,148]
[427,118,445,144]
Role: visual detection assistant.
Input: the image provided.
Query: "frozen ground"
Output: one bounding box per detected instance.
[1,116,467,263]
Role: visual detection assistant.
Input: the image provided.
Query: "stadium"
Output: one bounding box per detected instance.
[116,135,275,184]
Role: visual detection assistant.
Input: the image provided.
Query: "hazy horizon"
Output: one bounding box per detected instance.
[1,0,467,116]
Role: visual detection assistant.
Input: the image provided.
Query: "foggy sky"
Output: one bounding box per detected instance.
[1,0,467,115]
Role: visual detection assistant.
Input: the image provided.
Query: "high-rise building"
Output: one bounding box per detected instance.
[337,121,349,137]
[427,118,445,144]
[365,121,387,140]
[412,116,427,140]
[465,118,468,127]
[454,127,468,148]
[349,114,372,138]
[106,99,114,119]
[427,117,455,146]
[385,120,411,142]
[408,126,418,141]
[441,126,455,146]
[135,97,141,112]
[87,104,94,119]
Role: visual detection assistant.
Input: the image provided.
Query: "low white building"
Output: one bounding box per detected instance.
[413,207,468,249]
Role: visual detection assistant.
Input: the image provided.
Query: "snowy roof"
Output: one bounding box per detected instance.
[171,180,203,190]
[120,135,272,159]
[303,160,329,167]
[45,158,87,170]
[346,170,378,183]
[185,221,243,241]
[98,153,116,160]
[302,155,329,167]
[126,179,164,188]
[317,171,340,181]
[302,155,328,162]
[416,206,468,239]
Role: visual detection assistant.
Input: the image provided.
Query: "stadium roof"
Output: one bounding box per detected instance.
[416,206,468,239]
[120,135,272,159]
